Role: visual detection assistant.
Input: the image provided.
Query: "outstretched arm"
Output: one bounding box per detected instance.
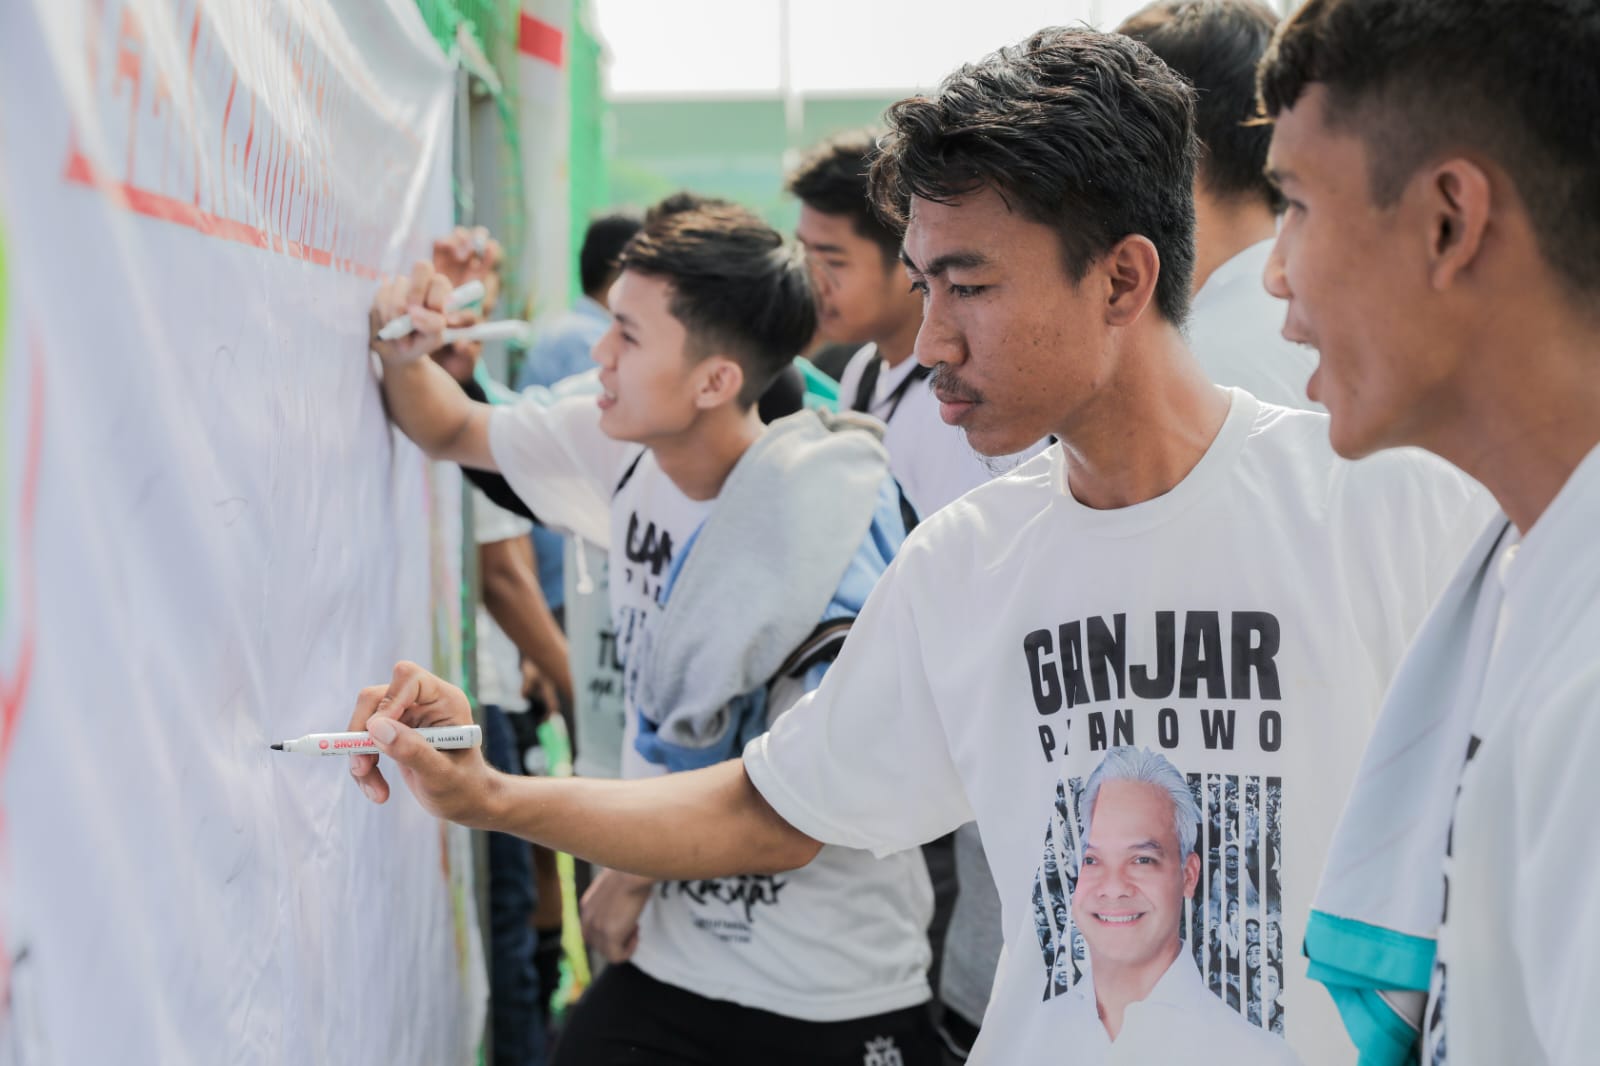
[347,661,823,879]
[369,261,496,468]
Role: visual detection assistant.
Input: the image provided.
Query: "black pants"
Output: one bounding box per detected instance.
[551,963,941,1066]
[484,705,546,1065]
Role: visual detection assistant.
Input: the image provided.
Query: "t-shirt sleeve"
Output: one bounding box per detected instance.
[1513,661,1600,1064]
[487,392,629,548]
[471,487,533,546]
[742,549,974,858]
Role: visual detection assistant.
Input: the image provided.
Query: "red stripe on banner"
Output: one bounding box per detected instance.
[518,14,564,67]
[62,147,379,278]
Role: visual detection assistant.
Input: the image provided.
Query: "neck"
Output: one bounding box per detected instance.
[1191,189,1278,296]
[1094,938,1183,1041]
[648,405,764,501]
[1056,327,1232,510]
[1420,309,1600,533]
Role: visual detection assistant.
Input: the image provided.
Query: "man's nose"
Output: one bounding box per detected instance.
[913,298,964,370]
[1263,236,1291,301]
[591,330,617,369]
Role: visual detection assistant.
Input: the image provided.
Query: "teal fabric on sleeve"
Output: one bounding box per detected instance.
[1305,909,1433,1066]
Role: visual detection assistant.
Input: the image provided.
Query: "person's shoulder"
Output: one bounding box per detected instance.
[1241,399,1485,518]
[1333,445,1489,532]
[898,447,1057,556]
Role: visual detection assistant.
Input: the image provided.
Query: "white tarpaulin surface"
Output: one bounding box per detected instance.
[0,1,484,1062]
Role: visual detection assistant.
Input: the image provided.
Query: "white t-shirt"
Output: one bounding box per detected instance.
[565,538,627,779]
[471,489,534,711]
[1055,944,1301,1065]
[1188,240,1323,413]
[488,393,934,1022]
[838,344,1043,518]
[745,390,1491,1064]
[1425,443,1600,1066]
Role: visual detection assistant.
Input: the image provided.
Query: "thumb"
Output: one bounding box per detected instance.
[368,715,446,774]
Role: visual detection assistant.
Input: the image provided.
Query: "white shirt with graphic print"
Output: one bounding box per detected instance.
[488,392,933,1022]
[744,390,1492,1064]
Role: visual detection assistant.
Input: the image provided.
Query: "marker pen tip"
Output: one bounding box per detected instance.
[269,742,284,751]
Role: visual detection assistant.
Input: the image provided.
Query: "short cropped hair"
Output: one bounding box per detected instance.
[579,213,644,297]
[1119,0,1282,211]
[786,130,902,261]
[1080,747,1201,864]
[1258,0,1600,297]
[619,204,816,406]
[871,27,1198,324]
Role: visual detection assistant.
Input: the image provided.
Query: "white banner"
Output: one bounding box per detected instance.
[0,2,483,1063]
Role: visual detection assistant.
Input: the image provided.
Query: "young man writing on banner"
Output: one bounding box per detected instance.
[1253,2,1600,1064]
[367,204,940,1064]
[351,29,1486,1064]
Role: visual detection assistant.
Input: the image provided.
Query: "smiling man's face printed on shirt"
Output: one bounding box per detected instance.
[1072,779,1202,973]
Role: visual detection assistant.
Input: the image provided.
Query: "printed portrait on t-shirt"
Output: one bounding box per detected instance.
[1031,748,1289,1040]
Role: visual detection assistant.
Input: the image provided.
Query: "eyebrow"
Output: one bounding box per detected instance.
[612,310,638,329]
[899,248,990,277]
[800,238,848,255]
[1264,165,1295,189]
[1082,839,1166,855]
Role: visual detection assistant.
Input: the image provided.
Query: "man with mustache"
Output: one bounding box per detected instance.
[348,27,1487,1063]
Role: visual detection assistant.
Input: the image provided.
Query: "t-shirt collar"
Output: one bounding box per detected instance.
[1069,941,1206,1017]
[1050,387,1259,536]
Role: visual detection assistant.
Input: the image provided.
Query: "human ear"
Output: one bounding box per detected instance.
[1182,851,1201,898]
[1102,234,1162,327]
[1425,158,1492,292]
[695,355,746,410]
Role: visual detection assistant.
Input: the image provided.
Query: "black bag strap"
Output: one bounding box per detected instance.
[850,351,884,413]
[612,449,647,498]
[854,352,932,425]
[771,617,856,685]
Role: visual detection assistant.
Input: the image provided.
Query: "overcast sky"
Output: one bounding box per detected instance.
[592,0,1189,97]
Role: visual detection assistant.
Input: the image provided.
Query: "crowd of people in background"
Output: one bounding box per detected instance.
[352,1,1600,1064]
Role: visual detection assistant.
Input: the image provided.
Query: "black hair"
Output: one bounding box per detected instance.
[1258,0,1600,296]
[786,129,901,261]
[871,27,1198,324]
[579,213,644,296]
[643,190,734,226]
[619,204,816,406]
[1119,0,1282,211]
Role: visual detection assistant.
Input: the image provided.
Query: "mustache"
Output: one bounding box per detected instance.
[930,364,984,404]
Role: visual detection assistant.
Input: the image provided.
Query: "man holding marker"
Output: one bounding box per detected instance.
[353,28,1489,1064]
[365,202,941,1064]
